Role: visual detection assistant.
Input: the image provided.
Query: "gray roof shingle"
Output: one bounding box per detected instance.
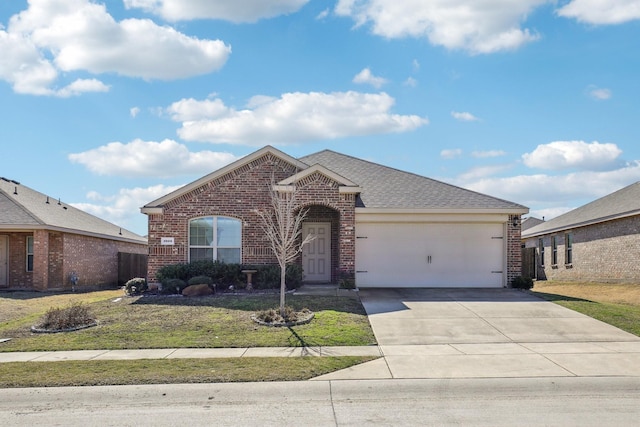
[0,177,146,244]
[300,150,528,211]
[522,181,640,238]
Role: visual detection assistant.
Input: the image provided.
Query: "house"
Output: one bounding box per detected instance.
[0,177,147,291]
[142,146,528,288]
[522,181,640,282]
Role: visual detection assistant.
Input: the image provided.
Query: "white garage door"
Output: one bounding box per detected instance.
[355,222,505,288]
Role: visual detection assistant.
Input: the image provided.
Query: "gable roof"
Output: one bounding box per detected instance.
[522,216,545,231]
[300,150,528,212]
[142,146,528,215]
[522,181,640,238]
[142,146,307,212]
[0,177,146,244]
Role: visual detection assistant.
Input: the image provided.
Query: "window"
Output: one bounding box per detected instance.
[565,233,573,264]
[189,216,241,264]
[552,236,558,265]
[538,238,545,267]
[26,236,34,272]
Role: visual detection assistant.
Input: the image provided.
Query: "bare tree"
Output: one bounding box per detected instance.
[254,180,315,317]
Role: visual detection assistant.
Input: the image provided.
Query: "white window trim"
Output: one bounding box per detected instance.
[188,216,242,263]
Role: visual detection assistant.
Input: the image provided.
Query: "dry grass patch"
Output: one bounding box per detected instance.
[533,281,640,305]
[532,281,640,337]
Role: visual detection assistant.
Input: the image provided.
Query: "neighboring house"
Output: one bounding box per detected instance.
[142,146,528,288]
[0,177,147,291]
[522,181,640,282]
[522,216,545,232]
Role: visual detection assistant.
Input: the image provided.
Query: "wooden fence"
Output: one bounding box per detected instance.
[118,252,148,285]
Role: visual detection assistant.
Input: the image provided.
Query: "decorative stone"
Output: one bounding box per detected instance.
[182,284,214,297]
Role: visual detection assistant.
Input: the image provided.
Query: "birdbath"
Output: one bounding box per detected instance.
[241,270,257,291]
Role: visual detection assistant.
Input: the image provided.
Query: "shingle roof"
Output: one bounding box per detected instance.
[0,177,146,244]
[300,150,528,211]
[522,181,640,238]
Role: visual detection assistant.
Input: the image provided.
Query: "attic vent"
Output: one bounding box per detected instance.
[1,177,20,185]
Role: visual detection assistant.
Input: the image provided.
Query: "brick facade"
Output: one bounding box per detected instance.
[523,215,640,282]
[147,153,356,282]
[1,231,146,291]
[507,215,523,285]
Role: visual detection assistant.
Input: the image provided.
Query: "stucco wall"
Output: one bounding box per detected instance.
[524,215,640,282]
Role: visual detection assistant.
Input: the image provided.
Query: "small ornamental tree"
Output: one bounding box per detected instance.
[254,180,315,317]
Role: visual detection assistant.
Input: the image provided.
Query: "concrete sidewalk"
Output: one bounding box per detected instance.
[0,345,381,363]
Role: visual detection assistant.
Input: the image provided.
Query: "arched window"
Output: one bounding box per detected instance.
[189,216,241,263]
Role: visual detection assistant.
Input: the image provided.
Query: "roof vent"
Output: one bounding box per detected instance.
[13,186,18,195]
[46,196,50,204]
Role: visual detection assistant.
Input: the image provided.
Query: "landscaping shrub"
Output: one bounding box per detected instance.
[35,302,95,331]
[511,276,534,290]
[187,275,213,286]
[160,278,186,295]
[339,272,356,289]
[124,277,148,296]
[156,262,303,290]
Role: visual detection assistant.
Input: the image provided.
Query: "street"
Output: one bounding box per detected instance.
[2,377,640,426]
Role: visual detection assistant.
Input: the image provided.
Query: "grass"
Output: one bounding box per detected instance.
[0,290,377,352]
[0,289,378,388]
[532,281,640,337]
[0,357,377,388]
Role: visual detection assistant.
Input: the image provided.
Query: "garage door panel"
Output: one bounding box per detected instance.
[356,223,504,288]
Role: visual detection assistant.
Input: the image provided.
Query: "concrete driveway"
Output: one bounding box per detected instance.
[314,288,640,380]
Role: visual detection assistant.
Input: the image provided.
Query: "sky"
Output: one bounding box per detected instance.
[1,0,639,236]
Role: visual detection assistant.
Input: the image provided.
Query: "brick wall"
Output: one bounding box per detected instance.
[524,215,640,282]
[3,230,146,291]
[146,154,357,283]
[5,232,33,288]
[507,215,523,286]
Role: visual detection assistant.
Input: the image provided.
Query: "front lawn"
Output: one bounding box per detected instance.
[0,290,377,352]
[532,281,640,337]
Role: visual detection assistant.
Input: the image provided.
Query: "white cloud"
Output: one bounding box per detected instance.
[316,8,330,20]
[403,77,417,87]
[353,68,388,88]
[68,139,239,178]
[0,0,230,95]
[130,107,141,118]
[457,164,512,181]
[460,161,640,213]
[441,148,463,159]
[587,85,612,100]
[557,0,640,25]
[522,141,623,171]
[55,78,110,97]
[71,184,184,235]
[171,91,429,145]
[124,0,309,23]
[451,111,479,121]
[335,0,548,54]
[166,98,230,121]
[471,150,506,158]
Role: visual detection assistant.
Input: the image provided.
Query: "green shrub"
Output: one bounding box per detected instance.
[187,275,213,286]
[511,276,534,290]
[124,277,148,296]
[339,272,356,289]
[156,262,303,290]
[35,302,95,331]
[160,278,186,295]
